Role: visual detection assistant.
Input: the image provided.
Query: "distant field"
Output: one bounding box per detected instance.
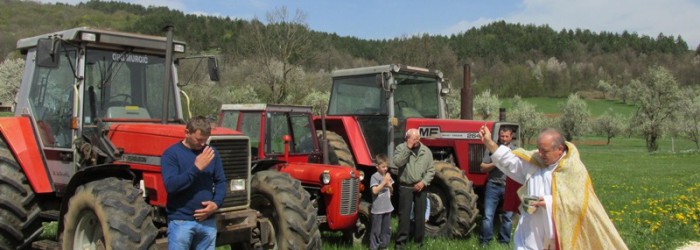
[501,97,638,118]
[323,136,700,250]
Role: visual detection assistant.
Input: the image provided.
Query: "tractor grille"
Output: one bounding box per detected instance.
[340,178,359,215]
[468,143,486,173]
[209,136,250,209]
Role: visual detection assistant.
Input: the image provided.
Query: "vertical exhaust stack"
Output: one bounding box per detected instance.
[499,108,506,121]
[460,64,473,120]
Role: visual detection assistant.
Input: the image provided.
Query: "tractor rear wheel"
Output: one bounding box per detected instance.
[251,171,321,250]
[61,177,157,250]
[0,143,43,250]
[317,131,355,168]
[425,161,479,238]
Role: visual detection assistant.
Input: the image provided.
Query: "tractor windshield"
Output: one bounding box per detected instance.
[82,49,176,124]
[327,73,440,119]
[328,75,386,115]
[392,74,441,119]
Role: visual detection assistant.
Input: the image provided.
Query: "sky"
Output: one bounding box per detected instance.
[38,0,700,50]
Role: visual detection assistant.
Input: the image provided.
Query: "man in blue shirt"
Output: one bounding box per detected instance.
[161,116,226,249]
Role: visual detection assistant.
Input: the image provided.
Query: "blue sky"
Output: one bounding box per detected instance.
[39,0,700,49]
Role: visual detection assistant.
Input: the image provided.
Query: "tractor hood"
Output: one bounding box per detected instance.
[107,123,244,158]
[279,161,363,187]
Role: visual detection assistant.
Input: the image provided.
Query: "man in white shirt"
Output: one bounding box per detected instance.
[479,127,627,250]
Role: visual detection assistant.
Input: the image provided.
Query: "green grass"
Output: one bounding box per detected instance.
[501,97,638,117]
[324,136,700,250]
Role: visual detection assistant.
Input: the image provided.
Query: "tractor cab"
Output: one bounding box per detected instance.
[219,103,322,164]
[16,27,189,140]
[326,64,449,164]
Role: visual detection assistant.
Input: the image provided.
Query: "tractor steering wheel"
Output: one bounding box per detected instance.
[395,100,409,110]
[107,94,132,107]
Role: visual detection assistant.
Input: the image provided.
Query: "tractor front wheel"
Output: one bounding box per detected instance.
[61,177,157,250]
[342,200,371,245]
[251,171,321,250]
[424,161,479,238]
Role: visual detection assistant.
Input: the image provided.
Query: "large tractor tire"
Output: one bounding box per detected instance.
[0,143,43,250]
[251,170,321,250]
[425,161,479,238]
[61,177,157,250]
[316,131,355,168]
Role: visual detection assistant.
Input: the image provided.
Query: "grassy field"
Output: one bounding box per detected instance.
[501,97,638,117]
[323,136,700,250]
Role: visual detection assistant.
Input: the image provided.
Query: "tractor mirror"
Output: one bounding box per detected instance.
[207,57,220,82]
[36,38,60,68]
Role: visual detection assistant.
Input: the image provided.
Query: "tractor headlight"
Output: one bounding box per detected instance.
[229,179,246,192]
[321,171,331,185]
[359,171,365,181]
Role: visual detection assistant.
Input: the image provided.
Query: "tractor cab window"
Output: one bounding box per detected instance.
[290,113,315,153]
[28,45,78,148]
[328,75,387,115]
[82,49,175,124]
[265,112,314,154]
[238,112,261,156]
[220,111,240,130]
[393,75,440,120]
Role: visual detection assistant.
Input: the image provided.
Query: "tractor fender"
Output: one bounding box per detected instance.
[57,164,135,233]
[314,116,373,167]
[0,116,53,193]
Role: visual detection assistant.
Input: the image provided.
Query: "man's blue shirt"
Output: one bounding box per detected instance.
[161,142,226,221]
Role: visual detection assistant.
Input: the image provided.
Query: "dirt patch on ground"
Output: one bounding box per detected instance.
[678,241,700,250]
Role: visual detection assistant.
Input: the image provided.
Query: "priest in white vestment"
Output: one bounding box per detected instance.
[479,127,628,250]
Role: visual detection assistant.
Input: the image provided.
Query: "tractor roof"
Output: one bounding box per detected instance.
[331,64,444,79]
[220,103,313,113]
[16,27,186,53]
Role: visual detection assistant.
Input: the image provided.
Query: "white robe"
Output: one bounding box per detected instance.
[492,145,563,250]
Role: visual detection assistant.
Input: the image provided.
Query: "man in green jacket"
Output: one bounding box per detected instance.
[394,128,435,249]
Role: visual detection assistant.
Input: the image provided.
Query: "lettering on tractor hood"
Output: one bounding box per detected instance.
[418,126,481,140]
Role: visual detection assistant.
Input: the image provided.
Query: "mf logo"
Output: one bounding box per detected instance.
[418,127,440,138]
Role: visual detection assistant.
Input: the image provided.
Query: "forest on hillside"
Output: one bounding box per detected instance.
[1,0,699,114]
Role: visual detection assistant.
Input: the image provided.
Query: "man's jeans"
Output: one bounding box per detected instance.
[480,181,513,244]
[168,218,217,250]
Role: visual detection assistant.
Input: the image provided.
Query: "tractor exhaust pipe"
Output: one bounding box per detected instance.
[321,107,330,165]
[460,64,473,120]
[161,25,174,124]
[499,108,506,121]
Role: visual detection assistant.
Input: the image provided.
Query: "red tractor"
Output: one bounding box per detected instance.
[0,27,320,249]
[218,103,369,244]
[314,64,520,238]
